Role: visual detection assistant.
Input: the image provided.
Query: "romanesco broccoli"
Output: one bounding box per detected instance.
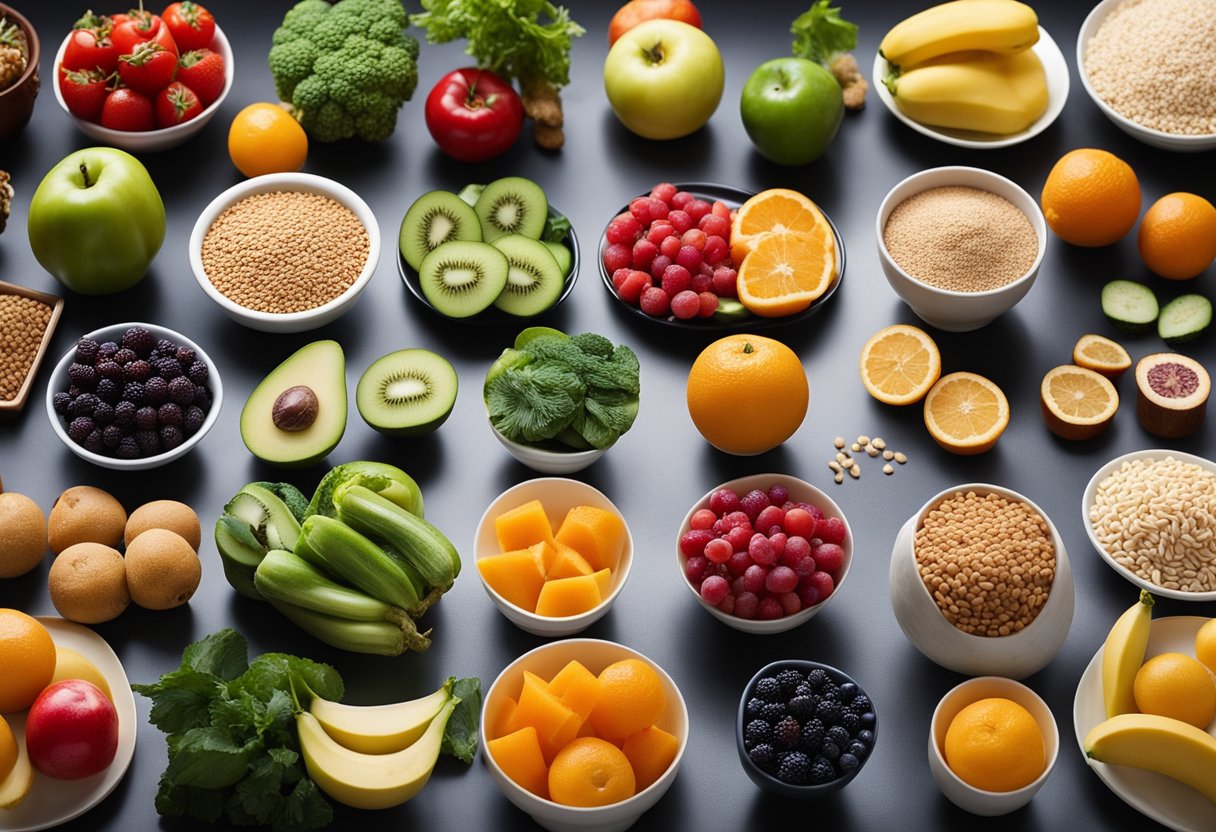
[268,0,419,143]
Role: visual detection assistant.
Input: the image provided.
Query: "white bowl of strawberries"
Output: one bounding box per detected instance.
[53,4,232,152]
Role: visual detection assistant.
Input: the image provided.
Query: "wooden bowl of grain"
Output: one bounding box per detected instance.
[0,3,39,142]
[0,281,63,413]
[888,483,1074,680]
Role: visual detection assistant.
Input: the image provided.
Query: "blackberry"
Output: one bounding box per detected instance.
[761,702,787,723]
[95,378,120,403]
[188,360,209,385]
[155,357,183,379]
[135,430,161,455]
[846,740,868,760]
[857,729,875,748]
[113,348,137,366]
[745,697,766,720]
[849,694,873,715]
[123,381,146,404]
[121,326,155,357]
[98,341,119,358]
[827,726,850,748]
[776,751,811,786]
[774,716,801,750]
[74,338,100,364]
[840,711,861,733]
[755,677,783,703]
[745,719,771,748]
[68,417,94,442]
[175,346,196,364]
[788,695,815,720]
[810,757,835,785]
[776,669,804,697]
[97,360,123,381]
[799,718,824,754]
[135,406,158,430]
[838,682,859,703]
[68,363,97,388]
[158,402,183,426]
[123,360,152,382]
[815,698,843,725]
[102,424,124,449]
[83,429,105,454]
[806,668,828,690]
[748,743,777,774]
[93,402,115,425]
[838,753,860,775]
[194,385,212,410]
[70,393,99,417]
[159,425,184,449]
[114,401,136,427]
[821,741,840,761]
[819,681,841,701]
[52,392,72,415]
[145,376,168,403]
[794,682,814,698]
[68,384,82,398]
[168,376,195,405]
[155,338,176,354]
[116,436,141,459]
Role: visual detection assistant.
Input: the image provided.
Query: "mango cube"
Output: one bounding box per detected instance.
[547,542,595,579]
[554,506,625,573]
[477,551,546,612]
[535,573,603,618]
[494,499,554,552]
[488,726,550,799]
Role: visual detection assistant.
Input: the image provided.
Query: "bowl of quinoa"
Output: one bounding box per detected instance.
[1078,0,1216,151]
[1083,449,1216,601]
[876,166,1047,333]
[189,172,381,333]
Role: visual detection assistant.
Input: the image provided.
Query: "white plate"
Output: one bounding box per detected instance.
[0,618,137,832]
[872,25,1069,149]
[1073,615,1216,832]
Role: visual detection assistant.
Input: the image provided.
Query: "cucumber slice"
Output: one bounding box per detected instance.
[1101,280,1159,333]
[1158,294,1212,344]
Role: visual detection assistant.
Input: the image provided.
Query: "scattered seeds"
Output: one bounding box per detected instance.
[849,464,861,479]
[895,452,908,464]
[851,442,862,452]
[834,473,844,484]
[883,464,894,475]
[883,450,895,461]
[866,445,880,457]
[828,461,842,473]
[836,452,850,465]
[857,435,870,446]
[833,436,846,449]
[872,438,886,450]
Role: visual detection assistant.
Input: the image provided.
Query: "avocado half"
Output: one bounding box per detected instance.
[240,340,347,467]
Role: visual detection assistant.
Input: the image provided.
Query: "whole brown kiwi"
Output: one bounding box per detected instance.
[124,500,201,551]
[0,492,47,578]
[48,485,126,554]
[124,528,201,610]
[48,542,129,624]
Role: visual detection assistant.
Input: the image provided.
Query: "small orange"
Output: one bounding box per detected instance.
[1196,618,1216,675]
[859,324,942,406]
[1040,148,1141,247]
[0,609,56,714]
[548,736,636,807]
[588,658,665,743]
[736,227,836,317]
[1137,192,1216,280]
[228,103,309,178]
[1133,652,1216,729]
[730,188,832,262]
[686,334,809,455]
[944,697,1045,792]
[1071,333,1131,379]
[923,371,1009,455]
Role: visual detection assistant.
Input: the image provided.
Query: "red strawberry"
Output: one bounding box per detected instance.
[100,87,154,132]
[58,68,111,121]
[175,49,224,107]
[154,81,202,128]
[118,41,178,97]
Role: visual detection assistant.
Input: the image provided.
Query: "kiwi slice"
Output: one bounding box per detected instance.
[475,176,548,241]
[399,190,482,272]
[357,349,458,437]
[543,241,573,277]
[490,234,564,317]
[419,240,510,318]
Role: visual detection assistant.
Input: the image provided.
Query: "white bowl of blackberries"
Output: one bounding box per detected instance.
[45,322,222,470]
[737,660,877,798]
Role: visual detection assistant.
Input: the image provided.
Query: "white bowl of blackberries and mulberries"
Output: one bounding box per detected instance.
[46,322,222,470]
[737,660,877,798]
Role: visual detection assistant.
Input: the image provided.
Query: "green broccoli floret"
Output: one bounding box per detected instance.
[268,0,419,143]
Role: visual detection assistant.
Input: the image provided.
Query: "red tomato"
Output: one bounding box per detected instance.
[100,86,155,131]
[162,2,215,52]
[424,68,524,163]
[118,41,178,96]
[62,27,119,75]
[113,12,176,57]
[58,67,110,121]
[176,48,225,106]
[154,81,202,127]
[608,0,702,45]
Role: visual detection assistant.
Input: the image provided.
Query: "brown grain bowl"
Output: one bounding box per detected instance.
[0,280,64,412]
[0,4,39,141]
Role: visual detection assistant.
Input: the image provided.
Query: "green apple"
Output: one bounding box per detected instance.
[740,57,844,165]
[27,147,165,295]
[603,18,724,140]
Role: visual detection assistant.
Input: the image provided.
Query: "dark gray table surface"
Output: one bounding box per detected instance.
[2,1,1214,829]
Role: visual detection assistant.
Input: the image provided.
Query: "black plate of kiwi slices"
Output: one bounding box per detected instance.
[397,177,579,324]
[597,182,846,331]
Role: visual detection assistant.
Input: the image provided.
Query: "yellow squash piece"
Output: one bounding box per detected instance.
[1085,712,1216,804]
[308,678,454,754]
[1101,589,1154,719]
[880,0,1039,70]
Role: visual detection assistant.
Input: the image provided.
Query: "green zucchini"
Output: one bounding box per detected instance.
[266,597,431,656]
[335,485,461,589]
[254,549,410,626]
[1102,280,1159,333]
[1158,294,1212,344]
[294,515,425,613]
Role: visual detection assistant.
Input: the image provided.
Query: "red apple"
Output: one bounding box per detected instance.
[608,0,702,46]
[25,680,118,780]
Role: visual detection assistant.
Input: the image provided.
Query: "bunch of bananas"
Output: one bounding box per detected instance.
[880,0,1047,135]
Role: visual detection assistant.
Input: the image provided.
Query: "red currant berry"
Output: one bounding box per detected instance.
[708,488,741,515]
[690,508,717,530]
[700,574,729,605]
[703,537,732,564]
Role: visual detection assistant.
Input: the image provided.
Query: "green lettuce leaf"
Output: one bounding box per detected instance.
[791,0,858,64]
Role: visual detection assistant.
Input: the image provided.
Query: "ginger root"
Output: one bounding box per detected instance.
[829,53,867,111]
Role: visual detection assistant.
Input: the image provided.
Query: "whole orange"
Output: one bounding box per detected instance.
[1138,192,1216,280]
[608,0,702,45]
[0,609,56,714]
[686,334,808,455]
[228,103,309,178]
[1040,148,1141,247]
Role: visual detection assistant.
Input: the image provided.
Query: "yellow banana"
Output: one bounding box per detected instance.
[309,678,454,755]
[0,728,32,810]
[880,0,1039,70]
[1101,589,1155,719]
[1084,713,1216,804]
[297,697,457,810]
[885,49,1048,135]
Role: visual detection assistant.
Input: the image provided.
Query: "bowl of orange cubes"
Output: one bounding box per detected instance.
[475,478,634,637]
[482,638,689,832]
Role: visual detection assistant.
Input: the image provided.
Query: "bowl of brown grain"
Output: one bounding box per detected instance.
[188,173,381,333]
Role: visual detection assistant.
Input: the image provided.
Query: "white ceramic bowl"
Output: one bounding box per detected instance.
[889,483,1074,679]
[474,478,633,637]
[189,172,381,333]
[876,166,1048,332]
[929,676,1059,816]
[1082,448,1216,602]
[488,421,606,475]
[872,25,1069,149]
[45,321,222,470]
[1077,0,1216,152]
[676,473,853,635]
[53,26,234,153]
[482,638,689,832]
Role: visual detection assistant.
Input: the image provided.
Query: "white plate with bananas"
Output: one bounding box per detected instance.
[872,25,1070,149]
[1073,615,1216,832]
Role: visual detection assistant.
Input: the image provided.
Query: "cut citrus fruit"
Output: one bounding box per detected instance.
[859,324,942,405]
[736,229,836,317]
[730,188,833,262]
[1039,364,1119,441]
[923,372,1009,455]
[1072,333,1131,379]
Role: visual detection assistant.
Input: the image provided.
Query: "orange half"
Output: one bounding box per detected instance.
[736,228,836,317]
[859,324,942,405]
[923,372,1009,455]
[730,188,833,262]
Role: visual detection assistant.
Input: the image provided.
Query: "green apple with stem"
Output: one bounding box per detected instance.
[740,57,843,165]
[603,18,723,140]
[27,147,165,294]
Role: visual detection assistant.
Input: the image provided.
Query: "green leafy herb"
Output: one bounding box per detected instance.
[791,0,858,65]
[542,212,571,243]
[132,629,342,832]
[441,677,482,764]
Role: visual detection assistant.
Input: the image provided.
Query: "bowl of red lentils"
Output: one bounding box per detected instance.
[1078,0,1216,152]
[876,166,1047,333]
[188,172,381,333]
[888,483,1074,680]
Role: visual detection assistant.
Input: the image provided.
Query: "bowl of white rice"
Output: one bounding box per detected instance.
[1077,0,1216,151]
[1083,449,1216,601]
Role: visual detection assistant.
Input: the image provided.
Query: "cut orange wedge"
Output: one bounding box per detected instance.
[1040,364,1119,440]
[859,324,942,406]
[923,372,1009,455]
[736,227,836,317]
[1072,333,1132,379]
[730,188,833,262]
